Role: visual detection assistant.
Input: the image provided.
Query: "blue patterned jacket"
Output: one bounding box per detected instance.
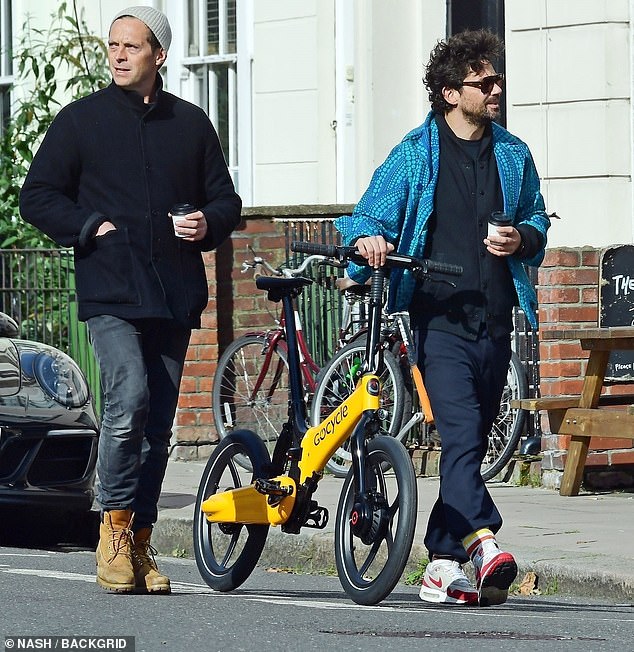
[335,112,550,328]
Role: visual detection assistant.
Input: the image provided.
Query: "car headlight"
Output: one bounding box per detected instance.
[33,349,90,408]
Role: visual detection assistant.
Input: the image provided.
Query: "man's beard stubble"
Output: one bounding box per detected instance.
[461,102,499,128]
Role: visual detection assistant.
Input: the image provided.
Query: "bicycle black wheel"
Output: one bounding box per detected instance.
[193,430,270,591]
[212,334,289,471]
[481,351,529,481]
[310,340,406,478]
[334,435,417,605]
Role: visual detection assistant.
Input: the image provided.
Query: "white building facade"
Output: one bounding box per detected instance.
[3,0,633,250]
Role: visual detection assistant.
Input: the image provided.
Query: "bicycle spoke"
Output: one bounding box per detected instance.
[194,433,270,592]
[213,335,290,470]
[335,436,416,604]
[481,352,528,481]
[357,539,382,577]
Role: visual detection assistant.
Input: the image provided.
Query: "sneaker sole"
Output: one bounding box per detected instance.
[479,586,509,607]
[419,585,478,606]
[478,557,517,607]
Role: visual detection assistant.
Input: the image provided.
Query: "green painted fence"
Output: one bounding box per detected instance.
[0,248,101,416]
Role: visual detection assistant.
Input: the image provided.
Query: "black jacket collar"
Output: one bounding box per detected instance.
[106,73,164,115]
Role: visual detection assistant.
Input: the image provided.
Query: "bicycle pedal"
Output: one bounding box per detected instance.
[303,501,329,529]
[254,478,294,506]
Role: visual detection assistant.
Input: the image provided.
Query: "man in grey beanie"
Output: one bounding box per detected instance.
[20,7,241,594]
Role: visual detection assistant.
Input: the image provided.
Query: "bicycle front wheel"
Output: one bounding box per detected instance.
[481,351,529,481]
[310,341,406,478]
[335,435,417,605]
[193,430,270,591]
[212,334,289,471]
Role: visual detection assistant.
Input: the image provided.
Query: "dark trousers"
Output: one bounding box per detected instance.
[87,315,191,530]
[417,328,511,563]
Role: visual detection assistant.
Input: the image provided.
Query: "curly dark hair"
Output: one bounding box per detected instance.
[424,29,504,114]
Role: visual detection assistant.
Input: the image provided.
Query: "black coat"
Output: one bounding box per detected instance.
[19,80,242,328]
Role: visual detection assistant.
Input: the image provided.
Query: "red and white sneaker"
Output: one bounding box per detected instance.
[472,546,517,607]
[419,559,478,605]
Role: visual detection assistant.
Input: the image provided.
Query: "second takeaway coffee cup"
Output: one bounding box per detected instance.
[171,203,196,238]
[488,211,512,237]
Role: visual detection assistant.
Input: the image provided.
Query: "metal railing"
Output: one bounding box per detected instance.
[282,218,345,367]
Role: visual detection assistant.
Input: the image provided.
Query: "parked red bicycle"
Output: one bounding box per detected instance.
[211,249,404,471]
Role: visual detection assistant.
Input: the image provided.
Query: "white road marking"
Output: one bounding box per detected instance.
[0,568,214,592]
[2,568,95,582]
[1,566,633,624]
[0,552,53,557]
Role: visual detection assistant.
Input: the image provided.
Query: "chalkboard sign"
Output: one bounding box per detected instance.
[599,245,634,381]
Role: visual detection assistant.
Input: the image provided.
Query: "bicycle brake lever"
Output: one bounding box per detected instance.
[417,273,457,289]
[241,256,266,275]
[320,259,348,269]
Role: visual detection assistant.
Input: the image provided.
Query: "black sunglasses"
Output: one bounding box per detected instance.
[461,74,505,94]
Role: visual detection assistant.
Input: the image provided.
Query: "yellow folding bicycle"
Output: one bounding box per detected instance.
[193,242,462,605]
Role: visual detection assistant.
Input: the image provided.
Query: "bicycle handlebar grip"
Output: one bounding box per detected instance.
[291,241,338,257]
[425,260,463,276]
[291,241,359,260]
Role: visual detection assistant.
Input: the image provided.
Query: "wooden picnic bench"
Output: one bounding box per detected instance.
[511,326,634,496]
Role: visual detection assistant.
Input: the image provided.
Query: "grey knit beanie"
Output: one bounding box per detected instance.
[112,6,172,52]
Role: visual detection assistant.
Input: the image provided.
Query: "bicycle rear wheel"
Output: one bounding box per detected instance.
[193,430,270,591]
[335,435,417,605]
[212,334,289,471]
[310,340,406,477]
[481,351,528,481]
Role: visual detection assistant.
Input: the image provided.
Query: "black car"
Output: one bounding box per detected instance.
[0,312,99,545]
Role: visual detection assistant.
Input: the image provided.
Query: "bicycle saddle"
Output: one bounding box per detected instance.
[256,275,312,302]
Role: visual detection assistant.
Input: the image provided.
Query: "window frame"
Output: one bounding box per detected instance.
[0,0,13,134]
[182,0,238,178]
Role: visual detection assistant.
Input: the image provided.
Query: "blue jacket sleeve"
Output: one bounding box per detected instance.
[335,144,410,281]
[514,150,550,267]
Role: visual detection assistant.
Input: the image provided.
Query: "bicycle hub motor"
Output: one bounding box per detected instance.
[350,491,390,545]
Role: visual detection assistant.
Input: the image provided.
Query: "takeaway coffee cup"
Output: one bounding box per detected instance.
[170,203,196,238]
[488,211,512,237]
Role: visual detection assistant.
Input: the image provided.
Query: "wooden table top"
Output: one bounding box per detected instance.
[542,326,634,341]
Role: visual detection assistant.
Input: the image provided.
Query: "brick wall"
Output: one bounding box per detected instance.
[170,214,287,459]
[170,205,353,459]
[537,247,634,490]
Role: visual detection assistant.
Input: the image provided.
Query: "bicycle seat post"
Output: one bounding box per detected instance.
[364,267,386,374]
[255,275,312,438]
[280,291,310,435]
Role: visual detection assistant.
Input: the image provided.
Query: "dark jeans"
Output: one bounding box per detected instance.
[87,315,191,530]
[416,328,511,563]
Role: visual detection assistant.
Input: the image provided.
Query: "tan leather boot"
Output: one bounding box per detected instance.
[95,509,135,592]
[132,527,171,594]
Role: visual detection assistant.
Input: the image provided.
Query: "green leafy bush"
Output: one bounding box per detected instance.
[0,1,110,248]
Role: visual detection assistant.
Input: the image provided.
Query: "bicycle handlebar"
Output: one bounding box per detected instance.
[290,241,463,277]
[241,249,329,278]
